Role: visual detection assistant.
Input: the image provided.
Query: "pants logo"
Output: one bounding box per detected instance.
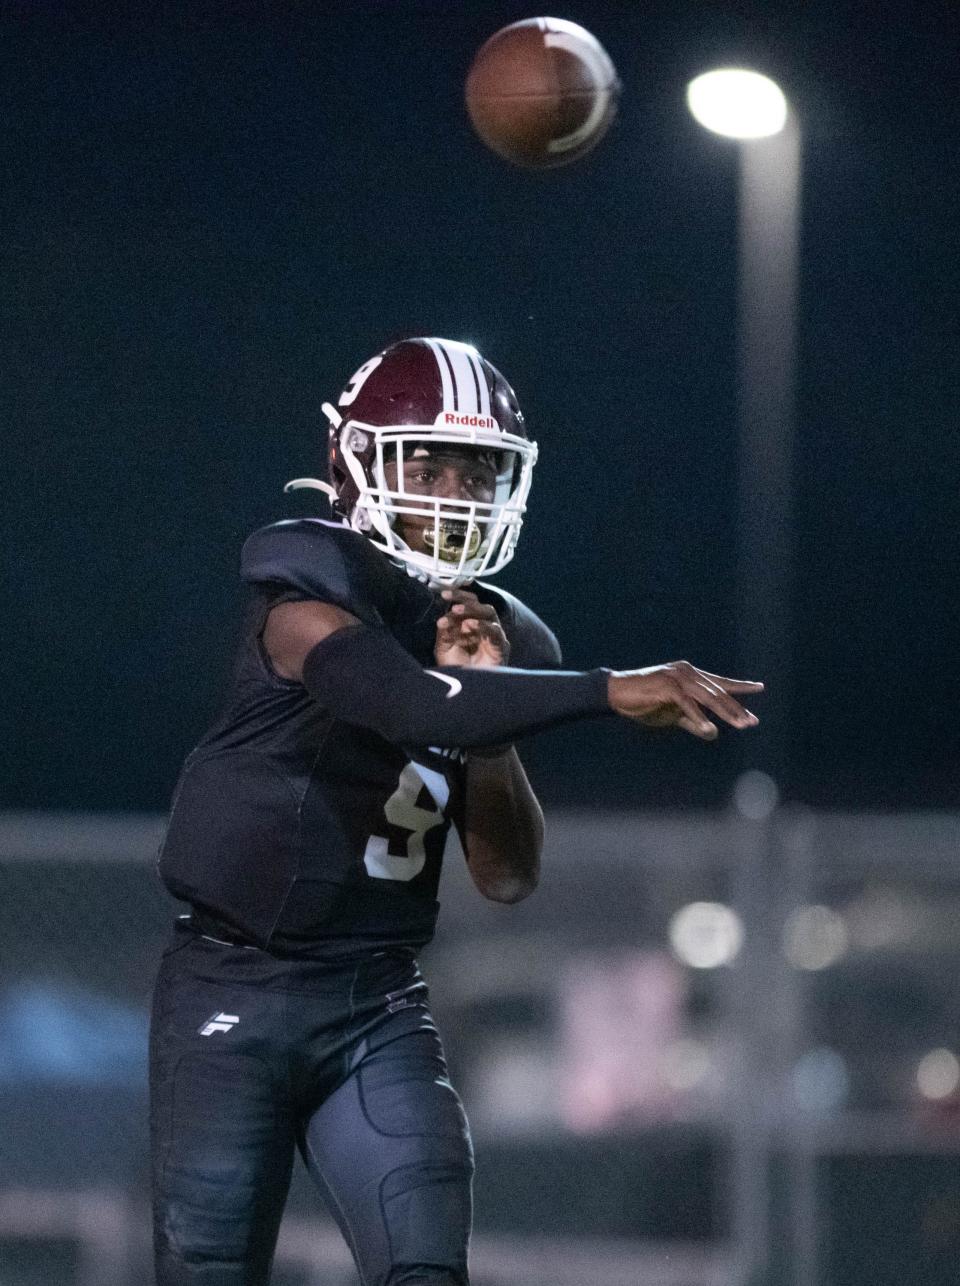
[199,1011,239,1036]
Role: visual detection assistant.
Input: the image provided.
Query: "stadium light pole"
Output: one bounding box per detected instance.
[686,67,799,788]
[687,68,808,1286]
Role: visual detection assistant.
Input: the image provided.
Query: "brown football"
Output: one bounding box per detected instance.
[465,17,620,169]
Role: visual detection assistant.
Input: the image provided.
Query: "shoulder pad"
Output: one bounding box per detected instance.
[474,583,563,668]
[241,520,397,626]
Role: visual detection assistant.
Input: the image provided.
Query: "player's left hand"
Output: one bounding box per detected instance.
[435,588,511,668]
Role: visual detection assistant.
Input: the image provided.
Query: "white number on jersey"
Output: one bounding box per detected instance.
[363,761,450,882]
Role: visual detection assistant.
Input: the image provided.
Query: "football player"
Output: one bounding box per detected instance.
[150,337,762,1286]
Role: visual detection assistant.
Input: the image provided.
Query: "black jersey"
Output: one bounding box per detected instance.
[157,520,561,960]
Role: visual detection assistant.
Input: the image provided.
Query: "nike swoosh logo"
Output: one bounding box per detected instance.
[425,670,462,699]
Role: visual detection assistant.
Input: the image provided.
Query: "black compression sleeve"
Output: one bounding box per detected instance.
[301,623,612,748]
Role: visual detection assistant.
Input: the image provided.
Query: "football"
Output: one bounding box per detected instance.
[465,17,620,169]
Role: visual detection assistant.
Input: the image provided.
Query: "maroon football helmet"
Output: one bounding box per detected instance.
[286,337,538,585]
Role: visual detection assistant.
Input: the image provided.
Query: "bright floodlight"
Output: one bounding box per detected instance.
[687,69,788,139]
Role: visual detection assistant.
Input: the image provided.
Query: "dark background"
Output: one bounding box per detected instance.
[4,0,957,813]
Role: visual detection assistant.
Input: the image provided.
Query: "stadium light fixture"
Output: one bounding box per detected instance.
[686,68,788,138]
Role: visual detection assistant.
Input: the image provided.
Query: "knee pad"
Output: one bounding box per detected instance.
[159,1188,263,1270]
[153,1052,290,1273]
[380,1162,471,1285]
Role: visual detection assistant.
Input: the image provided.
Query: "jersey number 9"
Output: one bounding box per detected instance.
[363,762,448,882]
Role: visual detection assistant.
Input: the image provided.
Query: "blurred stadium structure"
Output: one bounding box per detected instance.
[3,804,960,1286]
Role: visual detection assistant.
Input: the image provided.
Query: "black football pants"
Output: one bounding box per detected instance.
[150,921,473,1286]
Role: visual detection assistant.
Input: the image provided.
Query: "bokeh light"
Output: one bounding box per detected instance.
[917,1048,960,1101]
[669,902,744,969]
[792,1048,849,1113]
[662,1038,712,1092]
[734,769,780,820]
[783,905,848,970]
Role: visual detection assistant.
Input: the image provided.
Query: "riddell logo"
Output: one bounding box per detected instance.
[436,412,498,430]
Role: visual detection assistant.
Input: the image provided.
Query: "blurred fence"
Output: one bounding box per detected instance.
[1,805,959,1286]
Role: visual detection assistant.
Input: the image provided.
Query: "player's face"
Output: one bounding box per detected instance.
[383,449,498,563]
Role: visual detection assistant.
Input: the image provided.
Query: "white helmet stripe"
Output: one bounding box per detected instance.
[427,338,490,416]
[426,336,462,411]
[451,344,481,415]
[425,338,456,411]
[466,347,491,417]
[445,342,480,414]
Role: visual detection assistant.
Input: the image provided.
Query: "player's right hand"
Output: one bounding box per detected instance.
[607,663,763,741]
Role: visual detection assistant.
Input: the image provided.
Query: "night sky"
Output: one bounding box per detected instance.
[4,1,958,812]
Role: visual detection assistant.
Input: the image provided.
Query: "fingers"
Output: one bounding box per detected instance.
[438,589,503,640]
[668,662,759,730]
[608,663,762,742]
[441,589,498,623]
[436,588,510,667]
[677,713,719,741]
[443,615,508,651]
[695,669,765,693]
[436,611,489,638]
[692,677,759,729]
[664,684,720,739]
